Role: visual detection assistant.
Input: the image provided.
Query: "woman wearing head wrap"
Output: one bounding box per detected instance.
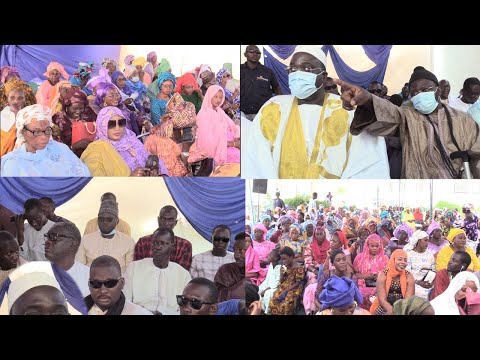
[0,261,87,315]
[216,68,240,123]
[123,65,148,112]
[402,208,416,231]
[144,51,159,80]
[150,72,176,125]
[101,58,117,76]
[349,226,370,263]
[352,234,389,309]
[427,219,449,255]
[154,58,172,77]
[0,66,21,86]
[1,80,37,157]
[269,215,294,244]
[245,234,262,286]
[304,226,331,283]
[252,223,276,268]
[124,55,135,70]
[215,299,242,315]
[323,230,352,273]
[176,73,203,114]
[144,93,194,176]
[36,62,69,109]
[51,87,97,156]
[69,62,94,96]
[430,271,480,315]
[386,222,413,256]
[435,228,480,271]
[370,249,415,315]
[316,275,369,315]
[189,85,240,169]
[302,219,316,243]
[342,217,359,243]
[404,230,436,299]
[81,106,168,177]
[1,104,90,176]
[393,295,435,315]
[279,223,308,265]
[132,57,151,86]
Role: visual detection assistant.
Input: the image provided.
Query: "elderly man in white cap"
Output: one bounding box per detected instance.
[243,45,390,179]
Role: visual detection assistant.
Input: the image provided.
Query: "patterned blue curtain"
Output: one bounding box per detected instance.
[268,45,296,60]
[164,178,245,251]
[0,177,91,213]
[263,47,290,95]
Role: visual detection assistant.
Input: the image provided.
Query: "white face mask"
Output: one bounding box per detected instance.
[131,76,140,83]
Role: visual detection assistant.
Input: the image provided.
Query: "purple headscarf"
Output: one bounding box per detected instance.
[427,220,441,236]
[147,51,156,62]
[111,71,132,96]
[0,66,21,84]
[95,106,149,171]
[393,223,414,239]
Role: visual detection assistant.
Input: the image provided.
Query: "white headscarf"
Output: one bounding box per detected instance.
[14,104,52,150]
[292,45,327,66]
[430,271,480,315]
[403,230,429,251]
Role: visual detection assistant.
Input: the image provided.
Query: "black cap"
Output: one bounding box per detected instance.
[408,66,439,87]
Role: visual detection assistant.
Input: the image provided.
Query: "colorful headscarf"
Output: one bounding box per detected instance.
[94,106,149,171]
[253,223,268,241]
[194,85,239,166]
[352,234,388,275]
[290,223,303,235]
[427,220,441,236]
[110,71,132,96]
[215,299,241,315]
[216,68,231,85]
[72,62,93,79]
[86,69,111,92]
[160,93,196,136]
[43,62,69,81]
[123,65,137,79]
[404,230,428,251]
[311,226,330,264]
[175,73,199,93]
[278,215,294,226]
[370,249,408,314]
[393,223,414,239]
[146,52,156,63]
[195,64,213,87]
[124,55,135,67]
[393,296,432,315]
[14,104,52,149]
[333,230,348,250]
[286,210,298,221]
[1,66,21,84]
[259,214,271,223]
[155,58,171,76]
[319,275,363,310]
[101,58,117,69]
[133,57,147,68]
[447,228,465,243]
[3,80,36,107]
[302,220,316,232]
[156,72,176,92]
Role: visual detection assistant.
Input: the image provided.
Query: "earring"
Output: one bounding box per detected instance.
[103,101,108,107]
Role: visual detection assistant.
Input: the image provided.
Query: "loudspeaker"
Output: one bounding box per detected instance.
[252,179,268,194]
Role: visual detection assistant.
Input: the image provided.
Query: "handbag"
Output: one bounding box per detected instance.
[71,121,97,144]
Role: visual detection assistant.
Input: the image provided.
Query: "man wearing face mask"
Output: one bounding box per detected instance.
[336,66,480,178]
[243,45,390,179]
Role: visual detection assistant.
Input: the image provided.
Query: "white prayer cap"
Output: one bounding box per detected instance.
[4,261,62,313]
[292,45,327,66]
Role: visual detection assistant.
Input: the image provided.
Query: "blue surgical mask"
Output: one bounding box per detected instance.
[411,91,438,114]
[101,228,116,236]
[288,71,324,99]
[131,76,140,83]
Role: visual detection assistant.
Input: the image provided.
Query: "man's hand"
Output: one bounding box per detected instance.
[334,78,372,107]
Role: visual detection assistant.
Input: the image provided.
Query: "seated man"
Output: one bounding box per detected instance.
[77,200,135,273]
[123,227,191,315]
[39,197,71,223]
[86,255,152,315]
[83,192,131,236]
[134,205,192,271]
[190,225,235,281]
[214,234,246,302]
[14,198,56,261]
[45,222,90,297]
[0,231,27,285]
[178,277,218,315]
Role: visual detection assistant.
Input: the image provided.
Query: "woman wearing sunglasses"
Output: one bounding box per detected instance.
[81,106,169,176]
[1,104,91,176]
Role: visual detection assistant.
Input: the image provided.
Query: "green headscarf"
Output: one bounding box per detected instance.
[393,296,432,315]
[154,58,171,76]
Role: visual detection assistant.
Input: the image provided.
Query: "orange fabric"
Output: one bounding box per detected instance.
[144,135,189,176]
[1,126,17,156]
[36,80,60,109]
[370,249,408,313]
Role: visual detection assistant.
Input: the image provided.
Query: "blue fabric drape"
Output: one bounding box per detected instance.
[0,45,121,82]
[268,45,296,60]
[164,178,245,251]
[263,47,290,95]
[323,45,390,88]
[0,177,91,214]
[263,45,392,91]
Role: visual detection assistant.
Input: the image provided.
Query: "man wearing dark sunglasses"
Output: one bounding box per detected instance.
[86,255,152,315]
[178,277,218,315]
[134,205,192,271]
[243,45,390,179]
[190,225,235,281]
[124,227,191,315]
[241,45,282,121]
[45,222,90,297]
[15,198,56,262]
[338,66,480,179]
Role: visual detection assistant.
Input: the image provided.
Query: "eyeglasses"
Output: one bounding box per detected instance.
[23,126,53,137]
[410,86,437,98]
[325,85,338,91]
[107,119,127,129]
[88,277,121,289]
[286,66,324,74]
[247,50,261,55]
[368,89,383,94]
[176,295,215,310]
[213,236,230,243]
[44,233,75,242]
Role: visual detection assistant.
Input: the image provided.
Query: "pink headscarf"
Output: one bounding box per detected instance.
[253,223,268,241]
[147,51,156,63]
[86,69,111,92]
[123,65,137,79]
[195,85,240,166]
[1,66,20,83]
[286,210,298,220]
[427,220,441,236]
[124,55,135,67]
[43,62,69,81]
[352,234,388,274]
[245,245,262,286]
